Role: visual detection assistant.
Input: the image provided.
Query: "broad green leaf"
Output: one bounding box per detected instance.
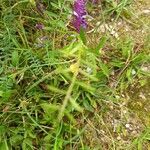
[0,140,9,150]
[10,135,23,146]
[57,20,66,29]
[29,0,36,6]
[50,2,60,9]
[41,103,59,115]
[83,99,94,112]
[22,138,33,150]
[0,91,3,97]
[70,98,83,112]
[95,36,107,54]
[99,61,109,78]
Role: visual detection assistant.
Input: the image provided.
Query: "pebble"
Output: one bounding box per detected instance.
[117,136,121,140]
[131,69,136,75]
[142,9,150,14]
[139,92,146,100]
[125,123,130,129]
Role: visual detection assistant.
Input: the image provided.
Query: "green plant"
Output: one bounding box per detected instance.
[0,0,149,149]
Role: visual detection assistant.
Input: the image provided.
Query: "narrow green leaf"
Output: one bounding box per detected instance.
[12,50,19,67]
[79,27,87,45]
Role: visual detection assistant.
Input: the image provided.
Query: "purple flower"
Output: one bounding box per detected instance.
[35,23,44,30]
[72,0,87,32]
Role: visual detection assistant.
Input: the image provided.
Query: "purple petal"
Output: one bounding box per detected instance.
[72,0,87,32]
[35,23,44,30]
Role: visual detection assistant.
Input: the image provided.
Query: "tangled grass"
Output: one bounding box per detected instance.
[0,0,150,149]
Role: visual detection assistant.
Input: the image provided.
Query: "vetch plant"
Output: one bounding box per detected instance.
[0,0,149,149]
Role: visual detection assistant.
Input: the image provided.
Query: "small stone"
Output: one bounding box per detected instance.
[122,102,126,106]
[125,124,130,129]
[96,21,101,26]
[118,22,122,26]
[141,66,148,72]
[129,127,133,131]
[114,32,119,38]
[86,67,92,74]
[109,25,113,29]
[110,105,114,109]
[117,136,121,140]
[98,24,105,32]
[139,92,146,100]
[121,94,125,98]
[142,9,150,14]
[123,110,127,114]
[111,18,114,21]
[115,95,120,99]
[132,130,137,135]
[132,69,136,75]
[110,30,116,35]
[104,24,109,30]
[125,28,129,31]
